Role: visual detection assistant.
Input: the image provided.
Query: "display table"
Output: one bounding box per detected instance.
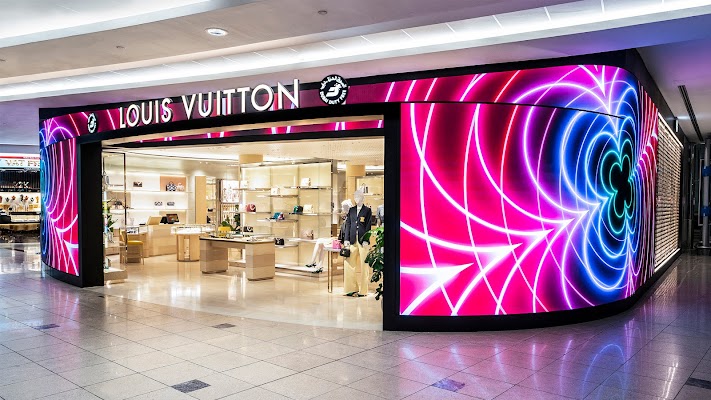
[200,237,275,280]
[176,233,201,261]
[147,225,177,256]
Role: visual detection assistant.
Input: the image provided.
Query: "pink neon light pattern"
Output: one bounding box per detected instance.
[40,137,79,276]
[399,69,657,316]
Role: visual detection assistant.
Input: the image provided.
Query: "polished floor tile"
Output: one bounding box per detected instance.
[2,245,711,400]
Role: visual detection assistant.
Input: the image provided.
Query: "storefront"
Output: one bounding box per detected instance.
[39,49,684,331]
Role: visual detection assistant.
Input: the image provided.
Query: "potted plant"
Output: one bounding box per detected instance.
[363,226,384,301]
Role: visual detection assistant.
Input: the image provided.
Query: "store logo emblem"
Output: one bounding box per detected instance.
[87,113,98,134]
[319,75,349,105]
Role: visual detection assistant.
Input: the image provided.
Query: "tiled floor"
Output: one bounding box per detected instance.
[1,243,710,400]
[98,253,382,330]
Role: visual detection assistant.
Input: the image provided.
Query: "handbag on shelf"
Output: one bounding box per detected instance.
[300,229,314,240]
[303,204,314,214]
[167,202,175,206]
[245,204,257,212]
[133,182,142,188]
[274,238,285,245]
[154,201,163,206]
[176,182,185,192]
[243,226,254,233]
[270,187,280,196]
[339,247,351,257]
[166,181,177,191]
[272,212,284,220]
[293,205,303,214]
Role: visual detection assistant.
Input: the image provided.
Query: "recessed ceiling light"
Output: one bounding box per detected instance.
[206,27,228,37]
[317,10,327,15]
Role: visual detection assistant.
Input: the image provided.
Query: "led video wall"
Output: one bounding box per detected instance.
[399,68,658,316]
[40,137,79,276]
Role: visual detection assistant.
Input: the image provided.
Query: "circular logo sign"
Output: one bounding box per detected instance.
[319,75,349,105]
[87,113,98,134]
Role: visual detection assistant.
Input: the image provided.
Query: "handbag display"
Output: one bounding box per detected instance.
[154,201,163,206]
[303,204,314,214]
[132,182,143,188]
[274,238,285,245]
[272,212,284,220]
[176,182,185,192]
[270,187,280,196]
[167,201,175,206]
[243,226,254,233]
[300,229,314,240]
[166,181,177,191]
[245,204,257,212]
[293,205,304,214]
[339,247,351,257]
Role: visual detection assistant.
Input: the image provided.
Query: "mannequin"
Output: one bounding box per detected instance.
[343,190,372,297]
[304,200,353,272]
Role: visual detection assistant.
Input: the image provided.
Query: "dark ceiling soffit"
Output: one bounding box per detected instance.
[678,85,703,142]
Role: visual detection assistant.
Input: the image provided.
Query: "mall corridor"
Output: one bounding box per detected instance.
[0,243,709,400]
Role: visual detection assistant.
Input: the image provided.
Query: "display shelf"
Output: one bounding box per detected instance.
[288,238,320,244]
[267,194,299,198]
[113,208,188,211]
[111,189,193,194]
[289,213,332,216]
[258,219,298,223]
[275,244,299,249]
[238,211,272,214]
[286,186,331,190]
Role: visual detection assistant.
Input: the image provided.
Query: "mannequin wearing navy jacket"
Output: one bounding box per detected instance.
[343,190,372,297]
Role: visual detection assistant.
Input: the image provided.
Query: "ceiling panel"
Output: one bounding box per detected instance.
[124,137,385,166]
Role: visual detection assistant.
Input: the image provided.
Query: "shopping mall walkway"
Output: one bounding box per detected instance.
[1,243,710,400]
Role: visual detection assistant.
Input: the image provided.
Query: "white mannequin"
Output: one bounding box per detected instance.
[343,190,371,296]
[304,200,353,271]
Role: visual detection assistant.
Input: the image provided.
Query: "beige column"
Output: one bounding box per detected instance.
[346,163,365,203]
[240,154,263,164]
[194,175,207,224]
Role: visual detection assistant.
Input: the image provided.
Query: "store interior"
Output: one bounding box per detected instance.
[97,137,385,330]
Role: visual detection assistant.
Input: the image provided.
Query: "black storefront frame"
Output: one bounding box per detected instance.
[41,49,686,331]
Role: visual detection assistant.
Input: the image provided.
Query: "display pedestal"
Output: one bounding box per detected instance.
[176,233,201,261]
[104,267,127,282]
[200,237,275,280]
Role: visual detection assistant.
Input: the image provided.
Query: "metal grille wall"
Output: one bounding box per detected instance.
[655,116,682,269]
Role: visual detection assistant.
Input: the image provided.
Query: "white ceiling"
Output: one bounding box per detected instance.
[2,0,711,149]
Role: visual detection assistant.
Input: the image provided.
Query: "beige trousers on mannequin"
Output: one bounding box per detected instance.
[344,242,371,295]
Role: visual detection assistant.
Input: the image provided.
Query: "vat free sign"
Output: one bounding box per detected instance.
[118,79,300,128]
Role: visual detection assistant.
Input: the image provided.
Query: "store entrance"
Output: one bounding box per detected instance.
[97,136,385,330]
